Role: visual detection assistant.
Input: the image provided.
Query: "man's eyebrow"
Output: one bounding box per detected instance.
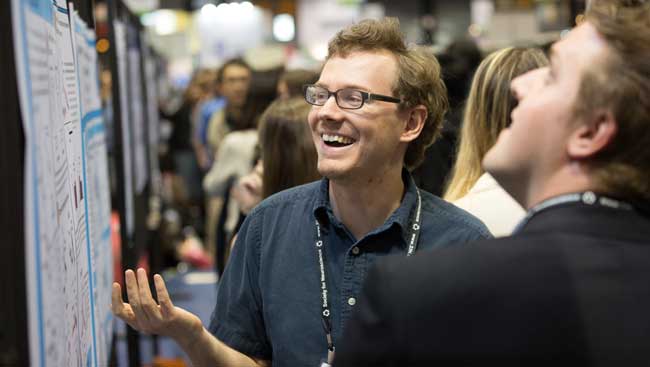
[313,82,370,92]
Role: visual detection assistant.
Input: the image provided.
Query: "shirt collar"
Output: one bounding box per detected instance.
[312,169,419,246]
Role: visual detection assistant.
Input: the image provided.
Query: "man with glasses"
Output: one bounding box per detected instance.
[112,18,490,367]
[336,1,650,365]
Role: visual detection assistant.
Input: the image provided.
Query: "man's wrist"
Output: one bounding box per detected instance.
[175,325,209,352]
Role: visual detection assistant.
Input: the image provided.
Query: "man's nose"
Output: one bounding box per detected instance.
[510,80,523,102]
[510,67,546,102]
[317,94,344,122]
[510,71,531,101]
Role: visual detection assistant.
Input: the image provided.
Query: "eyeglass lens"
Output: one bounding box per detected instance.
[306,85,364,109]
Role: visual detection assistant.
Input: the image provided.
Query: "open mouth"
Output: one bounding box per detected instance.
[322,133,355,148]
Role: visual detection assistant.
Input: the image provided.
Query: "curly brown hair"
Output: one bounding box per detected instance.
[327,17,449,170]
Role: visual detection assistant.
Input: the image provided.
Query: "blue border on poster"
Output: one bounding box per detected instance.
[19,0,55,365]
[76,30,100,366]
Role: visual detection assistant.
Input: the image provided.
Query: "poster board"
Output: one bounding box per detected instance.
[0,0,28,364]
[10,0,113,365]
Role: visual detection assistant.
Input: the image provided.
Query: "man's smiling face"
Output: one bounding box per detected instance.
[308,50,409,183]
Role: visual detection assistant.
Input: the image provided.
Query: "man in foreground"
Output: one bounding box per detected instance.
[112,18,490,367]
[336,1,650,365]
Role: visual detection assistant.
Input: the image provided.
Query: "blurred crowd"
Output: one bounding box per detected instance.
[155,37,546,273]
[112,2,650,364]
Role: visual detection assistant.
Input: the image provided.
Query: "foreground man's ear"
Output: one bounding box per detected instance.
[567,109,618,159]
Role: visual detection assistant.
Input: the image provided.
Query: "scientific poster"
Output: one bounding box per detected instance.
[71,8,114,366]
[12,1,113,366]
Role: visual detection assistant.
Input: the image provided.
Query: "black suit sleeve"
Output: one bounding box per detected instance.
[335,258,402,367]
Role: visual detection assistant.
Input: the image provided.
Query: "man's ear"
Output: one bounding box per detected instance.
[400,105,427,143]
[567,109,618,159]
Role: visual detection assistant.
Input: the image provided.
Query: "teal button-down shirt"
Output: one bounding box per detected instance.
[209,171,491,366]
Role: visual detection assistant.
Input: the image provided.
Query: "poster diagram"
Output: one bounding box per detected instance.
[12,1,113,366]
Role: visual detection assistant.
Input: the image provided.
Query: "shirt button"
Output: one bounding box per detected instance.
[351,246,360,255]
[348,297,356,306]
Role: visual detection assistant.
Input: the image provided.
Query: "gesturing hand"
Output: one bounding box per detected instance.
[111,268,204,342]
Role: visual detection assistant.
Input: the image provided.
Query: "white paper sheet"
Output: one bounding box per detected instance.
[12,1,113,366]
[54,4,94,365]
[12,2,57,365]
[71,9,113,366]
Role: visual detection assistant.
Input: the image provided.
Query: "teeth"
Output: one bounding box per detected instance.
[322,134,354,145]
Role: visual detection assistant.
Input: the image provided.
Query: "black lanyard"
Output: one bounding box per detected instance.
[512,191,634,234]
[314,188,422,365]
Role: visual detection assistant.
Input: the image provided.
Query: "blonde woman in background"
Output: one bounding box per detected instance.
[444,47,548,236]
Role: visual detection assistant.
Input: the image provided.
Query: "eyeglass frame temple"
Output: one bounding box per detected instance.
[367,92,401,104]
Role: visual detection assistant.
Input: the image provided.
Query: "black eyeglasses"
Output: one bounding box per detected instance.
[303,84,401,110]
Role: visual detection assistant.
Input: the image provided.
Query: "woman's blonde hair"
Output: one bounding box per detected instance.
[444,47,548,201]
